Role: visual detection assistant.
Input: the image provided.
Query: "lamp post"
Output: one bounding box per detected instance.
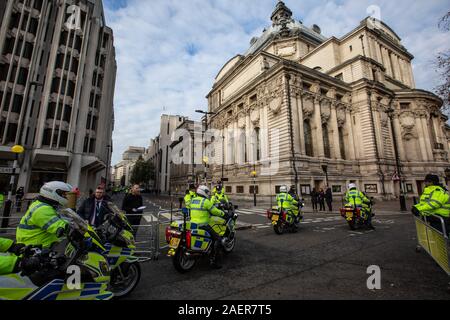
[221,135,225,182]
[251,168,257,207]
[2,145,24,229]
[195,109,216,185]
[105,144,112,191]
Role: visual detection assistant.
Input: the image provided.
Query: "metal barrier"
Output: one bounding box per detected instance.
[414,214,450,275]
[154,208,184,260]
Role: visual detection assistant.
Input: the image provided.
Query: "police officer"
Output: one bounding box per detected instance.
[344,183,374,230]
[0,238,39,275]
[16,181,73,248]
[288,185,302,223]
[276,185,299,223]
[190,185,227,269]
[212,182,229,206]
[412,174,450,234]
[184,184,197,210]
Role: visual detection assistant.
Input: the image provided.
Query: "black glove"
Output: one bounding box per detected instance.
[7,243,26,256]
[68,229,85,243]
[411,207,420,217]
[19,256,41,276]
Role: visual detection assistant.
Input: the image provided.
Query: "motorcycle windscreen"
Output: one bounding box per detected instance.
[0,274,37,300]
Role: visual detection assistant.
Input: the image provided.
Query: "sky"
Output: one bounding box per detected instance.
[103,0,450,165]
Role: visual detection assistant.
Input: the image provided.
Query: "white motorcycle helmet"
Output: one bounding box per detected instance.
[196,185,211,199]
[280,185,288,193]
[348,183,357,190]
[40,181,73,207]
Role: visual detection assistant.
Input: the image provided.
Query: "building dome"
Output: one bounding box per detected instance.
[245,1,327,56]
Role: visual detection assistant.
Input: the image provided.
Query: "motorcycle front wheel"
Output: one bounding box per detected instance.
[110,262,141,298]
[223,232,236,254]
[274,222,284,235]
[348,218,356,230]
[173,247,196,274]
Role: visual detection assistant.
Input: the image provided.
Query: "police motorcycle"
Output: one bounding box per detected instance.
[267,198,302,235]
[165,200,239,273]
[95,202,142,298]
[0,208,113,300]
[340,195,375,230]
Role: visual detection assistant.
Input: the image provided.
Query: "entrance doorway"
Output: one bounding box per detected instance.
[416,180,424,196]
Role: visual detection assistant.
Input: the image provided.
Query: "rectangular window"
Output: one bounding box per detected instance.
[236,186,244,194]
[225,186,232,193]
[300,185,311,195]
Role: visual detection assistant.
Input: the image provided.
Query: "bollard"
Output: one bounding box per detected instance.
[1,200,12,230]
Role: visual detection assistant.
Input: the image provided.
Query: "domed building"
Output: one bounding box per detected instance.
[205,1,449,201]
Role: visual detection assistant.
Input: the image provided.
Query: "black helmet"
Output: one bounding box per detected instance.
[188,183,196,190]
[425,174,440,185]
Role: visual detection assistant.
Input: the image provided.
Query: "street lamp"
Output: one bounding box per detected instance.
[195,109,216,184]
[105,144,112,191]
[1,145,24,229]
[251,168,257,207]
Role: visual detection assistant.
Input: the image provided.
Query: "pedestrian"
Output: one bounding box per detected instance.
[311,188,318,212]
[122,184,144,236]
[319,188,326,211]
[77,186,112,228]
[325,186,333,212]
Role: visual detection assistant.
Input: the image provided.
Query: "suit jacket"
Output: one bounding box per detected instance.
[77,197,112,228]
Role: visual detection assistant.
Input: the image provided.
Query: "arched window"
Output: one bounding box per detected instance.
[338,127,346,160]
[304,120,313,157]
[322,124,331,158]
[252,127,261,161]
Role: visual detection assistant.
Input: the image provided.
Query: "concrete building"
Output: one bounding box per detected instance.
[169,118,205,193]
[206,1,450,201]
[0,0,116,195]
[112,146,145,186]
[146,114,187,193]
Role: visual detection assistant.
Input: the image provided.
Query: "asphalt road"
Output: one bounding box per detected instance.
[111,194,449,300]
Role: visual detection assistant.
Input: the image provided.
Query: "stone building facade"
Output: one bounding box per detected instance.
[206,1,449,201]
[0,0,116,195]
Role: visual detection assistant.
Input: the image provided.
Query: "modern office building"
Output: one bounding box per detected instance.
[0,0,116,195]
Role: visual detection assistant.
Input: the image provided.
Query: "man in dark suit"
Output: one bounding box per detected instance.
[77,187,112,228]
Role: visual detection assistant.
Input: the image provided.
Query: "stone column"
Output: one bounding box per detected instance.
[313,96,325,158]
[330,103,341,159]
[345,108,356,160]
[415,116,429,162]
[296,95,306,155]
[393,114,406,161]
[420,115,434,161]
[291,92,301,156]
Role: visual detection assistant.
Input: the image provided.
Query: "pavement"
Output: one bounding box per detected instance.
[108,194,449,300]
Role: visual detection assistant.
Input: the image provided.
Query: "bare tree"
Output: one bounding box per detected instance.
[435,11,450,112]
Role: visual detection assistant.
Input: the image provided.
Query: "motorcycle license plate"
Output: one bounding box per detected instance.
[169,237,180,249]
[272,215,279,222]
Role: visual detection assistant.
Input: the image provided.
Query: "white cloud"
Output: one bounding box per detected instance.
[105,0,449,164]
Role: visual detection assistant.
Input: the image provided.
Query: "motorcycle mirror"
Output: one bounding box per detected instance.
[234,205,239,210]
